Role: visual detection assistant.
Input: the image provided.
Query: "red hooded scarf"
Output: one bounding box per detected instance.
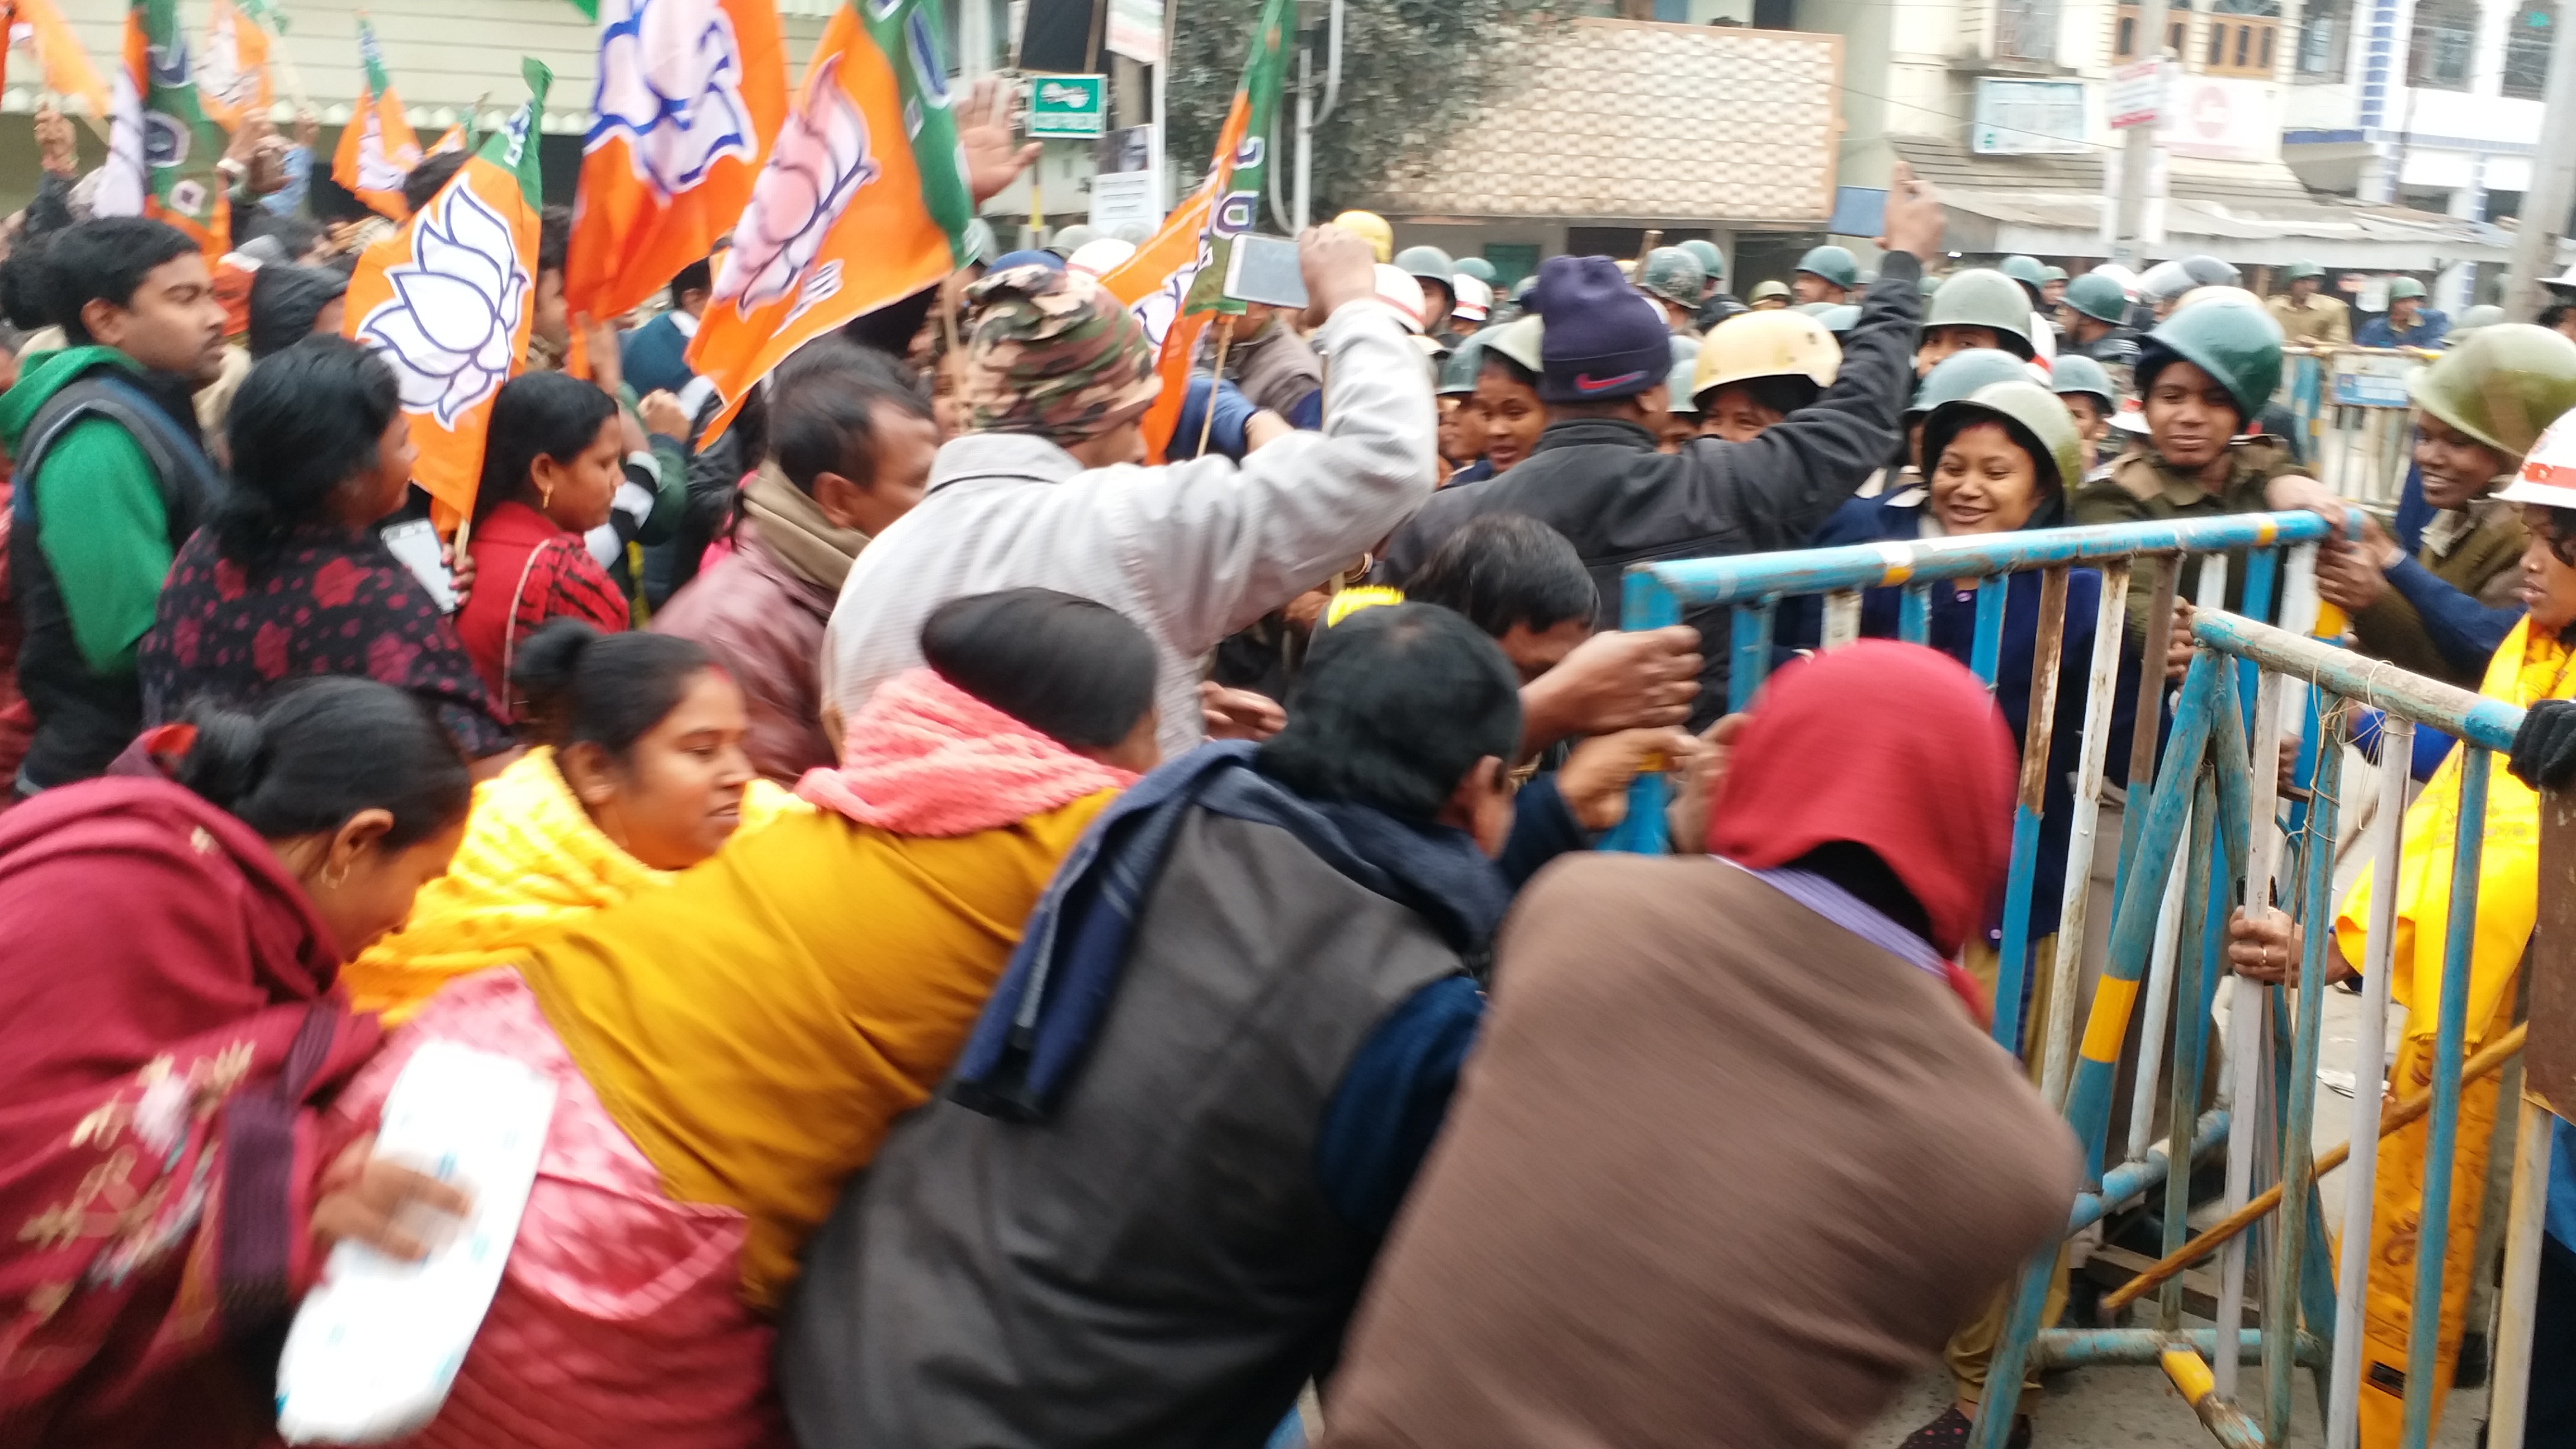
[1706,641,2018,968]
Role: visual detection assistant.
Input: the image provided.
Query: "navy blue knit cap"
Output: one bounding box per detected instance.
[1532,254,1671,403]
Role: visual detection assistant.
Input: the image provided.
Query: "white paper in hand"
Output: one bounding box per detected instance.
[274,1040,556,1444]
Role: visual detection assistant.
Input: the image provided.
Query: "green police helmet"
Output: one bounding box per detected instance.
[1396,245,1458,287]
[1668,354,1704,413]
[1925,268,2037,359]
[1679,238,1725,282]
[2388,276,2428,301]
[1998,254,2048,290]
[1484,314,1545,373]
[2063,272,2129,325]
[2446,303,2508,344]
[1438,333,1491,396]
[1816,304,1861,334]
[1639,246,1707,309]
[2407,323,2576,458]
[1922,380,2087,501]
[2135,301,2285,420]
[1794,244,1859,290]
[1907,347,2032,419]
[2286,260,2326,281]
[2049,352,2116,406]
[2040,264,2068,284]
[1455,256,1498,285]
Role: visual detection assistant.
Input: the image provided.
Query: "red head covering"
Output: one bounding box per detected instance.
[1706,641,2017,959]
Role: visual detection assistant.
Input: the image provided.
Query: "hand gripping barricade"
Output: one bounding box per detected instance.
[1605,512,2562,1449]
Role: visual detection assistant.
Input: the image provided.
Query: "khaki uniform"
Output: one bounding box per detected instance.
[2350,495,2528,689]
[2268,292,2352,348]
[2071,437,2312,637]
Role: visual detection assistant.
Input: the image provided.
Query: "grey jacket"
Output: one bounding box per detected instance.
[777,808,1466,1449]
[822,302,1436,759]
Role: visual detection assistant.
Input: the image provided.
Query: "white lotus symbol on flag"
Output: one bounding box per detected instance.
[588,0,756,195]
[97,71,147,217]
[356,183,531,428]
[712,54,878,315]
[203,13,255,112]
[353,108,415,196]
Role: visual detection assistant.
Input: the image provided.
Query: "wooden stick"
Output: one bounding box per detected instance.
[2102,1020,2528,1315]
[1195,313,1237,458]
[1633,228,1662,267]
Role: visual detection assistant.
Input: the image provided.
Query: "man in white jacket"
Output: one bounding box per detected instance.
[823,225,1433,759]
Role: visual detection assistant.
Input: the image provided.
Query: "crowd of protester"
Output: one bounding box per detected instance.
[7,117,2576,1449]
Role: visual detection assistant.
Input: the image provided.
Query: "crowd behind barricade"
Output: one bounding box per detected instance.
[10,91,2576,1449]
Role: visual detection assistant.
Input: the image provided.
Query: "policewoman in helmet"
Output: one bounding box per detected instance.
[2314,324,2576,688]
[2070,292,2344,674]
[2225,409,2576,1449]
[1803,377,2141,1449]
[1917,269,2043,379]
[1689,309,1839,444]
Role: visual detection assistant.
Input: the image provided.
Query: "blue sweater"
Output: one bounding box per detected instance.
[1792,491,2143,944]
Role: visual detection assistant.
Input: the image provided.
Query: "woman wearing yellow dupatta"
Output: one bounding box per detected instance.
[342,622,803,1022]
[2233,492,2576,1449]
[319,590,1162,1449]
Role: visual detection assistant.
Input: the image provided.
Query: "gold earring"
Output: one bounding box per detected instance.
[322,862,349,888]
[539,480,555,508]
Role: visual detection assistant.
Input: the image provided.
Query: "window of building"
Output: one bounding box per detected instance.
[2296,0,2349,79]
[2114,0,2190,59]
[2505,4,2558,98]
[2198,0,2278,76]
[1996,0,2060,60]
[2408,0,2479,89]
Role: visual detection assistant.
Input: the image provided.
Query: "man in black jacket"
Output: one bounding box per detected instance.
[1375,162,1944,726]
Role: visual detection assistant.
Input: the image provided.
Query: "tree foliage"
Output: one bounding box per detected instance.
[1163,0,1552,217]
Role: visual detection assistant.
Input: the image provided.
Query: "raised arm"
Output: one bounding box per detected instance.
[1121,226,1439,652]
[1677,163,1942,552]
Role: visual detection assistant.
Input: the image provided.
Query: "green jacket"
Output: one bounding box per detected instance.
[2071,436,2310,639]
[0,347,186,677]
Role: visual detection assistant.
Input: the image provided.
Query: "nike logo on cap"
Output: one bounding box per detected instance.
[1573,370,1647,394]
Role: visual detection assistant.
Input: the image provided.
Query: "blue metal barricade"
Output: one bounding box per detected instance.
[1608,512,2527,1449]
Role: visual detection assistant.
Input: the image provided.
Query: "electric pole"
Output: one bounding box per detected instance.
[2110,0,2169,270]
[2503,0,2576,321]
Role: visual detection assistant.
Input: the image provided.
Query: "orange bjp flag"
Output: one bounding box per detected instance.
[333,17,425,219]
[196,0,272,130]
[565,0,788,326]
[344,61,550,531]
[686,0,977,436]
[1096,0,1289,460]
[11,0,111,124]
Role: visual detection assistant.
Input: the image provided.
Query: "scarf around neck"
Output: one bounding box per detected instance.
[741,461,869,593]
[796,667,1136,837]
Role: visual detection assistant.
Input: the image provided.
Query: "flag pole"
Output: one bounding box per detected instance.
[1195,313,1236,458]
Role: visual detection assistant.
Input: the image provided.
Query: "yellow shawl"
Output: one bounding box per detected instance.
[343,747,803,1024]
[2336,613,2572,1052]
[2334,614,2573,1449]
[517,793,1117,1308]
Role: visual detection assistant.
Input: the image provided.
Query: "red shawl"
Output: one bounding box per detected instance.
[796,667,1137,837]
[1706,641,2018,962]
[0,777,381,1447]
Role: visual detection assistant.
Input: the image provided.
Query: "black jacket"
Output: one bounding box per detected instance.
[1376,250,1924,726]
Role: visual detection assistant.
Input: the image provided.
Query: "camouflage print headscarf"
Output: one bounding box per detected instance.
[959,263,1161,444]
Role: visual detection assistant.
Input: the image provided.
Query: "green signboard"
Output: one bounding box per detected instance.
[1027,74,1107,138]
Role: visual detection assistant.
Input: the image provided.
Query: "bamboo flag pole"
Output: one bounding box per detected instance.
[2102,1021,2528,1315]
[1195,313,1238,458]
